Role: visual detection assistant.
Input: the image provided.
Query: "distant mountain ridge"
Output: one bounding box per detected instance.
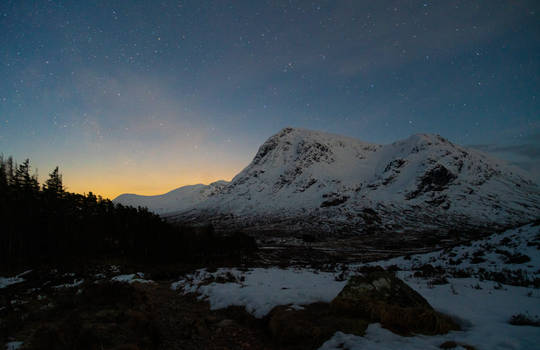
[114,128,540,235]
[114,180,228,214]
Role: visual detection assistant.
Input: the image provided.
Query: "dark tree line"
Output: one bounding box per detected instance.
[0,156,256,267]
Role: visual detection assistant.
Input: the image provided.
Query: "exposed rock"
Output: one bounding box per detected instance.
[361,207,382,225]
[384,158,407,173]
[267,303,367,349]
[407,164,457,199]
[320,195,349,207]
[331,271,460,335]
[266,271,459,348]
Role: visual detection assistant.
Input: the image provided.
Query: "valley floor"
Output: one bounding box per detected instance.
[1,223,539,349]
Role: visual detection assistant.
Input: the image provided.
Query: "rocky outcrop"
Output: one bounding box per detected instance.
[267,270,459,349]
[331,271,459,335]
[267,303,367,349]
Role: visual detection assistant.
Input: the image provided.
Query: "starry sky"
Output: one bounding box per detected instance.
[1,1,539,198]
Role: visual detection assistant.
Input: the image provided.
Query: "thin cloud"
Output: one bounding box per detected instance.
[470,143,540,159]
[468,137,540,183]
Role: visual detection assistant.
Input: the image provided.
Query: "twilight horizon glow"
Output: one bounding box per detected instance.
[1,1,539,199]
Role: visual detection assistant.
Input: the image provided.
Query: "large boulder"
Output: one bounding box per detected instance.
[267,271,459,349]
[267,302,367,349]
[331,270,459,335]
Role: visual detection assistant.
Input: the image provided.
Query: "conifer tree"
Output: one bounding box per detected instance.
[5,156,14,186]
[15,159,39,192]
[44,166,64,197]
[0,155,7,193]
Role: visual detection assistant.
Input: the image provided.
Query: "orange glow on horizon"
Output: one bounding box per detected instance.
[64,170,238,200]
[21,122,257,201]
[58,156,246,200]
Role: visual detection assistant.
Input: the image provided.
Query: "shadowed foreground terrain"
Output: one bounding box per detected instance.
[1,157,539,349]
[3,221,540,349]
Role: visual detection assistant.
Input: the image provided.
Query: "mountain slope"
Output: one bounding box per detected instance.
[169,127,540,235]
[114,180,228,214]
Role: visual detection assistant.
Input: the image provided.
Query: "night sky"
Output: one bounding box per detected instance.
[1,1,539,198]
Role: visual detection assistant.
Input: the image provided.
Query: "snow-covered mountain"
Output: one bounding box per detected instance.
[114,180,228,214]
[119,127,540,235]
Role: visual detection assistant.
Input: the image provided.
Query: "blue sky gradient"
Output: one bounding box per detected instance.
[1,1,539,197]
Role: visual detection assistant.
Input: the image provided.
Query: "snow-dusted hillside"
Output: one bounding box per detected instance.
[113,180,228,214]
[170,127,539,234]
[170,223,540,350]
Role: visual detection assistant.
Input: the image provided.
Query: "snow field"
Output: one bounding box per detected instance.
[111,272,154,284]
[171,267,347,318]
[0,270,32,289]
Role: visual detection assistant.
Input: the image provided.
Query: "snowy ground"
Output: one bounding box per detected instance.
[320,276,540,350]
[0,271,31,290]
[371,223,540,280]
[111,272,153,284]
[4,341,23,350]
[2,224,539,349]
[172,267,347,318]
[172,223,540,350]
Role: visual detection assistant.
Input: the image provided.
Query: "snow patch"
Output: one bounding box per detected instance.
[53,279,84,289]
[112,273,153,284]
[5,342,23,350]
[0,270,32,289]
[172,267,347,318]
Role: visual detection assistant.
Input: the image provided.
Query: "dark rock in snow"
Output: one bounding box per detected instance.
[331,271,460,335]
[267,303,367,349]
[320,195,349,207]
[407,164,457,200]
[267,271,460,349]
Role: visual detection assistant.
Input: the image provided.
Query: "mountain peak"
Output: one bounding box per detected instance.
[188,128,539,234]
[275,128,452,149]
[398,133,451,146]
[274,127,361,141]
[117,128,540,235]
